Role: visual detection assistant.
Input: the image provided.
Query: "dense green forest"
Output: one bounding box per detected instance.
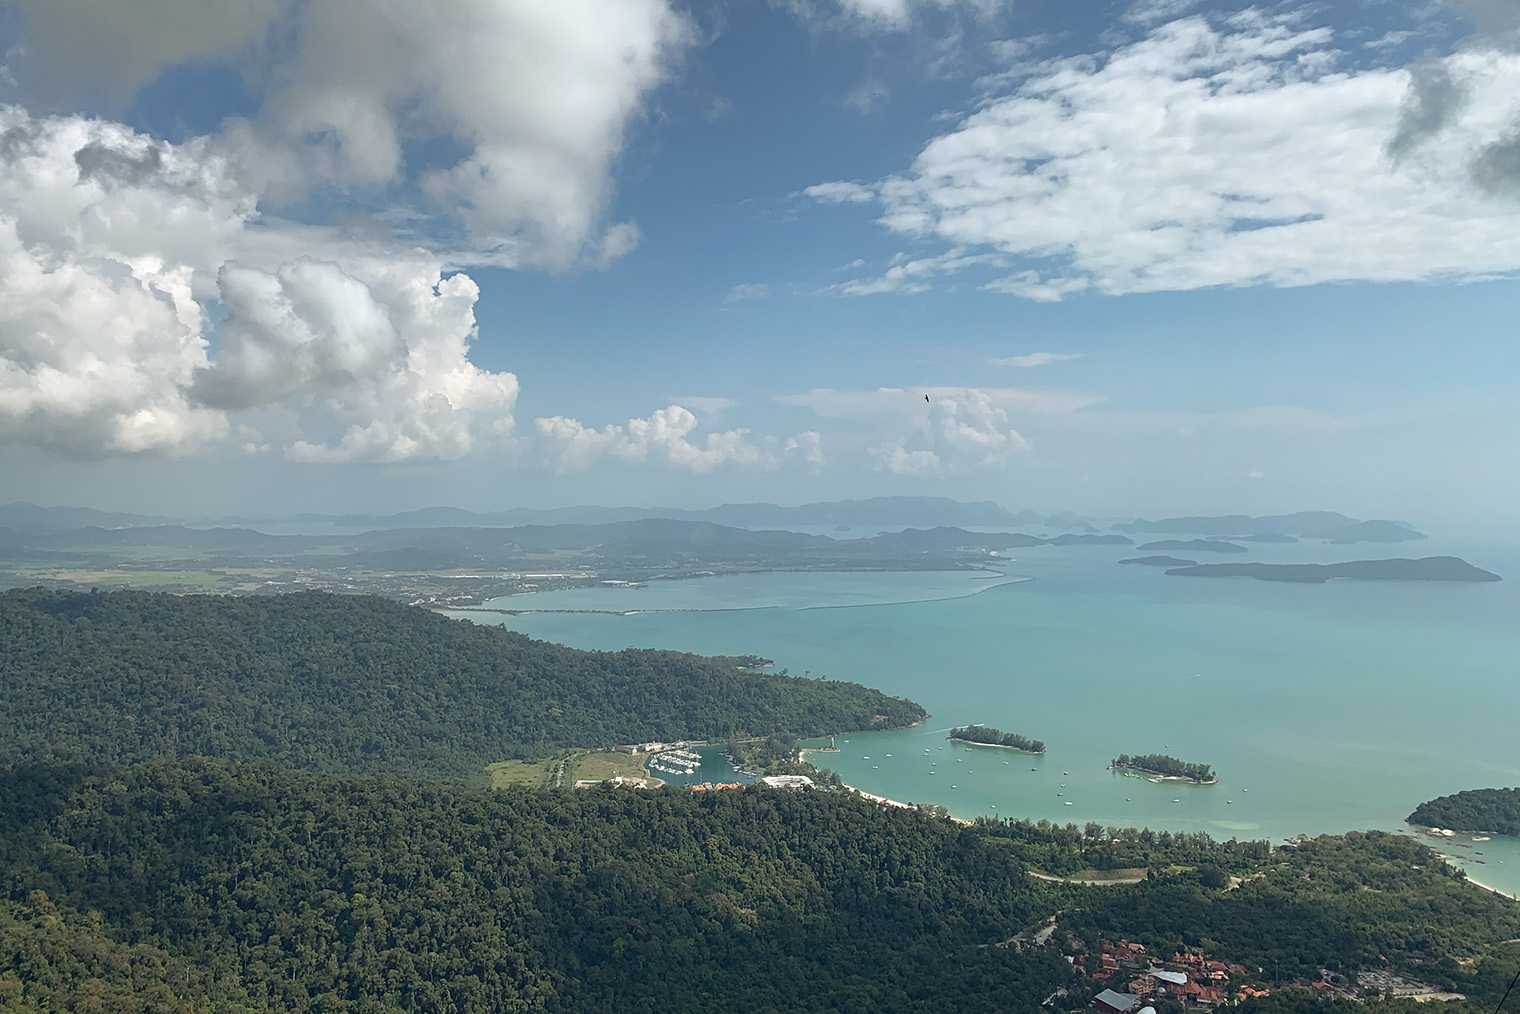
[1410,788,1520,835]
[0,588,924,782]
[0,759,1072,1014]
[3,761,1520,1013]
[949,725,1045,753]
[1112,753,1215,783]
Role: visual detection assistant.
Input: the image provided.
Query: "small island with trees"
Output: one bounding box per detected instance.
[1111,753,1217,784]
[948,725,1045,754]
[1409,787,1520,836]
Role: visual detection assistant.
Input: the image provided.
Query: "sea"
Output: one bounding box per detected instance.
[444,531,1520,895]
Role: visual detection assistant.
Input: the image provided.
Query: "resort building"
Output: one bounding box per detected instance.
[1092,988,1142,1013]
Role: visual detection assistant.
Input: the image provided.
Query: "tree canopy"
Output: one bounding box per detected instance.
[0,588,925,782]
[1410,788,1520,835]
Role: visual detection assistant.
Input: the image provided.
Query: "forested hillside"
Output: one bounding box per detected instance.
[0,588,924,781]
[0,759,1071,1014]
[1410,788,1520,835]
[3,761,1520,1013]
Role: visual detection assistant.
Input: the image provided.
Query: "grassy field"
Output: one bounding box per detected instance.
[485,757,559,788]
[485,751,661,790]
[49,570,237,589]
[573,751,656,784]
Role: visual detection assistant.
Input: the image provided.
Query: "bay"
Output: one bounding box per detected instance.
[448,535,1520,894]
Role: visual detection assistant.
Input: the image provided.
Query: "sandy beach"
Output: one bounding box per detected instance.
[1462,873,1518,901]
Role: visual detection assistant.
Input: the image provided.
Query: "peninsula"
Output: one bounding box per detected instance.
[1111,753,1216,784]
[1165,557,1501,584]
[948,724,1045,754]
[1119,555,1196,567]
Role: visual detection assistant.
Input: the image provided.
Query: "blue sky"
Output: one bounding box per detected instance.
[0,0,1515,524]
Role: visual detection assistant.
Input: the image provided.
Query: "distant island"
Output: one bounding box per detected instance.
[1114,511,1356,536]
[948,724,1045,754]
[1119,555,1197,567]
[1165,557,1501,584]
[1045,533,1131,546]
[1410,788,1520,836]
[1111,753,1216,784]
[1138,539,1247,553]
[1114,512,1427,543]
[1306,519,1427,544]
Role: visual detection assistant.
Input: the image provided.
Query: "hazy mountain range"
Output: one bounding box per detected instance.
[1,499,1427,543]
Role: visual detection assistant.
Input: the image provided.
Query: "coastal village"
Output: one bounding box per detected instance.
[1075,939,1462,1010]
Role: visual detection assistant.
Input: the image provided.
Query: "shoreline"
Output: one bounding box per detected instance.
[843,783,972,825]
[1462,873,1518,901]
[457,571,1036,618]
[1111,764,1218,785]
[949,736,1045,755]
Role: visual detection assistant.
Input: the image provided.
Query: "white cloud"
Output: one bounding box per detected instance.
[812,14,1520,298]
[10,0,689,270]
[1122,0,1203,27]
[204,260,519,464]
[869,388,1030,475]
[724,282,771,302]
[0,108,518,462]
[991,352,1088,368]
[1248,469,1266,479]
[828,249,1004,296]
[532,404,820,474]
[0,0,697,463]
[0,110,247,457]
[780,0,1008,31]
[802,181,877,204]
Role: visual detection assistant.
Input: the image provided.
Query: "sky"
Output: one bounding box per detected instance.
[0,0,1516,525]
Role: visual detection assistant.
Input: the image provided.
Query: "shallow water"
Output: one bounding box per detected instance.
[448,535,1520,892]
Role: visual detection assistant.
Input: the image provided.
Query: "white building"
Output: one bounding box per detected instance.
[760,775,815,789]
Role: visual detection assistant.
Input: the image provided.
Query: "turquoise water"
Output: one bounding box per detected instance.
[447,537,1520,893]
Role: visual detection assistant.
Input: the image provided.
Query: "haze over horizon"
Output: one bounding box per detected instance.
[0,0,1515,527]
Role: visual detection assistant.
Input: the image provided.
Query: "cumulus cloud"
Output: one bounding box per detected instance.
[10,0,688,270]
[0,110,247,457]
[0,1,709,465]
[204,260,519,463]
[991,352,1087,368]
[0,108,522,462]
[817,13,1520,298]
[869,389,1030,475]
[532,405,822,474]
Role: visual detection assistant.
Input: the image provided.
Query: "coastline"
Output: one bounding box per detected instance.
[1111,764,1218,785]
[949,736,1044,755]
[844,783,972,825]
[1462,872,1518,901]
